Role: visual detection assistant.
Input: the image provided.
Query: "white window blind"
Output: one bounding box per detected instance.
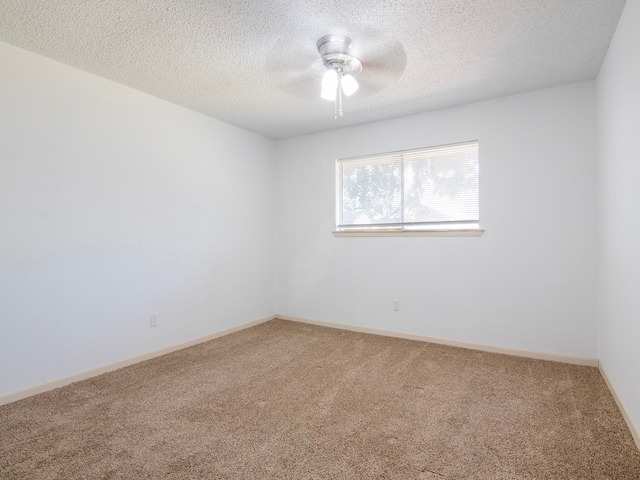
[337,141,479,231]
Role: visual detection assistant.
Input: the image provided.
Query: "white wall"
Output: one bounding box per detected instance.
[0,42,276,397]
[597,0,640,436]
[276,82,598,358]
[0,32,613,401]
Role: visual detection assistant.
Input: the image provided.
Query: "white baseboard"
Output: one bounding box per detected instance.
[0,315,276,407]
[276,315,600,367]
[598,364,640,451]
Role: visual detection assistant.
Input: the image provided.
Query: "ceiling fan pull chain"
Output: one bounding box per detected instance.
[335,71,344,119]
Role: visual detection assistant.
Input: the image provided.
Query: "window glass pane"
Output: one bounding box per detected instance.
[403,143,479,224]
[340,155,401,225]
[337,141,479,231]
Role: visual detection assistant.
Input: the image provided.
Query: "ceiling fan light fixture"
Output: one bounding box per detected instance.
[316,34,362,118]
[321,68,338,100]
[341,73,359,97]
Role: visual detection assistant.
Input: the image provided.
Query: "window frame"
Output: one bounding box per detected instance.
[334,141,483,237]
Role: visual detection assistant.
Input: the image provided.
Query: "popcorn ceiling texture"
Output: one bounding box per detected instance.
[0,0,626,139]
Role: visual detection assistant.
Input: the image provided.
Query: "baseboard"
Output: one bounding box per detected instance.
[598,364,640,451]
[0,314,276,407]
[276,315,600,367]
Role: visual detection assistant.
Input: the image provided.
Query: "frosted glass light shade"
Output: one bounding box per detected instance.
[341,74,359,96]
[321,69,338,100]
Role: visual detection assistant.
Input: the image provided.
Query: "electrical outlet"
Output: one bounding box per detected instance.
[393,300,400,311]
[150,313,158,327]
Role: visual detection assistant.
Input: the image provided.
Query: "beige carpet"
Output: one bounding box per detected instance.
[1,319,639,479]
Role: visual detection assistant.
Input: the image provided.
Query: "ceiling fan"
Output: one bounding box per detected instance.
[266,27,407,120]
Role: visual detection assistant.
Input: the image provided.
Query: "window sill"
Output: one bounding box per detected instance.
[332,229,484,237]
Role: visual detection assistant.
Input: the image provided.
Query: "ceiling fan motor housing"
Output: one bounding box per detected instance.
[317,34,362,76]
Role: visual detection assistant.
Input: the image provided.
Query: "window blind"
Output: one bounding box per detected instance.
[337,141,479,230]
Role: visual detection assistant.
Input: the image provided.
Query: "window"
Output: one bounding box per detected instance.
[335,141,480,234]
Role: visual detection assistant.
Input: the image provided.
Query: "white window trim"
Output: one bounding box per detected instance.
[332,228,484,237]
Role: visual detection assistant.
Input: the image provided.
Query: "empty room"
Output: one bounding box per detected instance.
[1,0,639,478]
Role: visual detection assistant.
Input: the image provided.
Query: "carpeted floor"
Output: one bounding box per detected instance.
[1,319,639,479]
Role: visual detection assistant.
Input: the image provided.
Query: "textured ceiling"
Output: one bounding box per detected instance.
[0,0,626,139]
